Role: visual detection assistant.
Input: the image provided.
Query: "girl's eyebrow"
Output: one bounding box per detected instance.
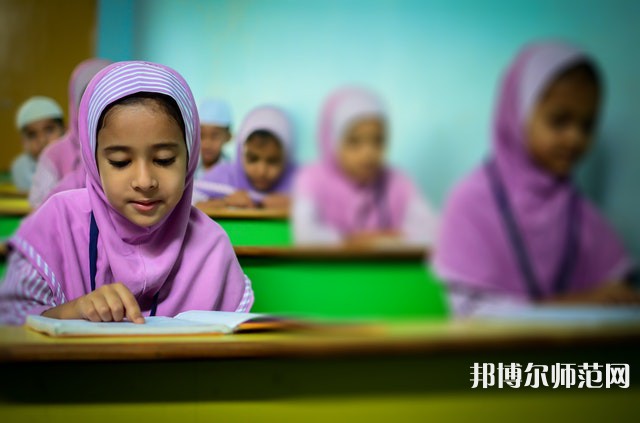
[103,145,131,153]
[102,142,180,153]
[152,142,180,150]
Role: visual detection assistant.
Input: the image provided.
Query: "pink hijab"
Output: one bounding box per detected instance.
[295,87,417,235]
[39,59,112,180]
[10,61,252,316]
[434,41,632,300]
[196,105,296,201]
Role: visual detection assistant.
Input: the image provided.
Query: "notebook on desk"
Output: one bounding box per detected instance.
[26,311,294,337]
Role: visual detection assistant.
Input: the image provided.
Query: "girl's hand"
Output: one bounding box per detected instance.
[545,282,640,306]
[196,199,228,210]
[43,283,144,323]
[345,230,403,247]
[224,191,255,208]
[260,194,290,210]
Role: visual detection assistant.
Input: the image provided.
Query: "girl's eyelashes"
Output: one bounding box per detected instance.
[108,159,130,169]
[155,157,176,166]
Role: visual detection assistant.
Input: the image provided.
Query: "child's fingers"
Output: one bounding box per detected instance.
[103,289,126,322]
[112,283,145,324]
[89,295,114,322]
[79,297,102,322]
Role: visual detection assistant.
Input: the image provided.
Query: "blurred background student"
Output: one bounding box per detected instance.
[434,41,640,317]
[194,105,296,210]
[29,58,111,208]
[196,99,233,179]
[11,96,64,193]
[293,87,438,247]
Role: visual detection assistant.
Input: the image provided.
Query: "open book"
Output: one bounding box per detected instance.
[26,311,290,337]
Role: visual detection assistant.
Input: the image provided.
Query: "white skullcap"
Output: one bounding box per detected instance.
[199,99,232,127]
[16,96,64,130]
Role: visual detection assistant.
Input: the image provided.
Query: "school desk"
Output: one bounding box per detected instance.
[197,205,291,247]
[0,320,638,422]
[0,198,28,279]
[0,182,27,199]
[234,246,447,320]
[0,197,30,218]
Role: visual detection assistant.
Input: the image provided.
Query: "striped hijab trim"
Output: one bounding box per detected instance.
[86,62,196,157]
[235,274,254,313]
[10,235,67,305]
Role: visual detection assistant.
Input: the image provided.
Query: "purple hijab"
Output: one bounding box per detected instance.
[39,58,112,180]
[294,87,417,235]
[10,61,252,316]
[195,105,295,201]
[433,42,632,299]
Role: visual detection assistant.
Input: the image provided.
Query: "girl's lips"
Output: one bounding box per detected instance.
[130,200,160,213]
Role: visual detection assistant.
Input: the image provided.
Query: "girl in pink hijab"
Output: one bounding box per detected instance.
[293,87,438,246]
[0,61,253,325]
[194,105,296,209]
[434,41,639,316]
[29,58,112,208]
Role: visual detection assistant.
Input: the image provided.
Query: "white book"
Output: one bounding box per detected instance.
[26,311,282,337]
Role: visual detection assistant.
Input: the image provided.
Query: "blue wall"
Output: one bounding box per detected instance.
[97,0,640,260]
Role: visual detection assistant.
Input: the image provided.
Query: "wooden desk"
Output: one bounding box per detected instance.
[0,182,27,199]
[1,321,638,421]
[197,205,291,247]
[0,197,30,217]
[233,246,445,320]
[234,245,428,261]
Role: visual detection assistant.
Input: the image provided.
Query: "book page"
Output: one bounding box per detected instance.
[174,310,268,330]
[26,315,233,337]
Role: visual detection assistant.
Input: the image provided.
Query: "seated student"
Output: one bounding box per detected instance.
[29,58,112,208]
[0,61,253,325]
[196,98,233,179]
[292,87,438,247]
[11,97,65,192]
[194,105,295,210]
[433,41,640,317]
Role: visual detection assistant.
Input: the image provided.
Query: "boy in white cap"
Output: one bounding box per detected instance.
[12,96,65,192]
[197,98,233,179]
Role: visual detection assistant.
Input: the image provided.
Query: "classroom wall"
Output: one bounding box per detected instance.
[0,0,97,172]
[97,0,640,260]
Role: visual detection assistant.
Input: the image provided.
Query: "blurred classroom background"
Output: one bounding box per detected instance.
[2,0,639,260]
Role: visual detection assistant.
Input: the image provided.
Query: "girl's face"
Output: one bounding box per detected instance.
[243,135,285,191]
[337,117,385,185]
[200,124,231,168]
[97,100,187,227]
[21,118,64,159]
[526,67,600,177]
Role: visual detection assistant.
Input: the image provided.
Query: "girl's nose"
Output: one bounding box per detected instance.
[131,163,158,191]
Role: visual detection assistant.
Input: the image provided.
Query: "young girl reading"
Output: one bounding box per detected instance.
[433,42,639,316]
[292,87,438,246]
[194,105,295,209]
[0,61,253,325]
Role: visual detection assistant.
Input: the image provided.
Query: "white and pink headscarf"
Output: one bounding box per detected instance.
[434,41,632,299]
[40,59,112,179]
[10,61,252,315]
[196,105,296,201]
[295,87,419,235]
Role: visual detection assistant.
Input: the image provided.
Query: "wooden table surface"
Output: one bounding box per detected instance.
[196,205,289,220]
[233,245,429,260]
[0,197,30,216]
[2,319,639,363]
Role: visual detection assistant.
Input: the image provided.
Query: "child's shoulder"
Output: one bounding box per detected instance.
[444,166,492,210]
[37,188,91,216]
[188,206,233,241]
[292,162,325,189]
